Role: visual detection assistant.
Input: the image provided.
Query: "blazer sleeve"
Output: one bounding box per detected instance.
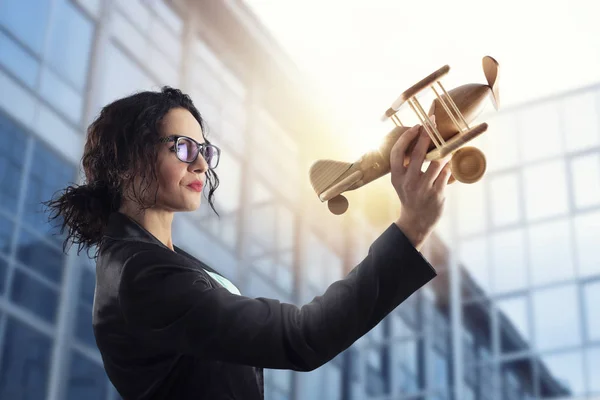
[118,222,437,371]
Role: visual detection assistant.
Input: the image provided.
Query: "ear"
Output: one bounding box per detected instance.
[483,56,500,110]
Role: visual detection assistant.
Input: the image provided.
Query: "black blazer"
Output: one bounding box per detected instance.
[92,211,437,399]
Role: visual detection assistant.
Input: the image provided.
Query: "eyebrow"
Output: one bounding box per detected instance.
[161,135,207,145]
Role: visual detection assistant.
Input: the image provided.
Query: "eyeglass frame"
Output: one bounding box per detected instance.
[158,135,221,169]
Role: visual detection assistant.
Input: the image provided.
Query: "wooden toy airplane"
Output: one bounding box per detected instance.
[309,56,500,215]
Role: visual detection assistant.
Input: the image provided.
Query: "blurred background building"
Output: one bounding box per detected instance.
[0,0,598,399]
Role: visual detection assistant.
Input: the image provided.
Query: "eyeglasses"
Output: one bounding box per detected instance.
[159,135,221,169]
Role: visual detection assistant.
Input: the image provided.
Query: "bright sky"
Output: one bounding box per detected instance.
[243,0,600,156]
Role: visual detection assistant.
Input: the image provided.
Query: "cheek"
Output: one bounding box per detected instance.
[157,162,187,190]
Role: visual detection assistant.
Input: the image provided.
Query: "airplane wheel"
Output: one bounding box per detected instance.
[450,147,486,184]
[328,195,349,215]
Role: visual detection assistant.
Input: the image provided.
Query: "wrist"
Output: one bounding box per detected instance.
[394,216,429,250]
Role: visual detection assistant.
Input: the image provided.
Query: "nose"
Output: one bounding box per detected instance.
[190,151,209,174]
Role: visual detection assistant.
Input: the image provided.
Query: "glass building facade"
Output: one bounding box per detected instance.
[0,0,598,399]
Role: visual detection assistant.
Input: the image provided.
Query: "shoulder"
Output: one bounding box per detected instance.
[117,246,213,329]
[120,245,207,286]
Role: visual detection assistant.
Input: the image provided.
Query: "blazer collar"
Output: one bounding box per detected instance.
[103,211,219,274]
[104,211,171,250]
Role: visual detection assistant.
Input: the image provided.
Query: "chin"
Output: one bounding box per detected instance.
[186,200,202,211]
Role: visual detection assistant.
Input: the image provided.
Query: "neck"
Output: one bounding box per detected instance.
[118,203,175,251]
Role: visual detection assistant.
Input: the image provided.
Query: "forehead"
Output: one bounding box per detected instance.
[160,107,204,143]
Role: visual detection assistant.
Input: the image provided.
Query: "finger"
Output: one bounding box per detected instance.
[433,161,453,191]
[423,154,451,187]
[391,124,422,176]
[406,126,431,178]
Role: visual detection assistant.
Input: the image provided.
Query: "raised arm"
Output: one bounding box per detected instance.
[118,222,435,372]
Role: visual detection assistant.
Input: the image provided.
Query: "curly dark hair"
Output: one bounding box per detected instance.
[43,86,220,258]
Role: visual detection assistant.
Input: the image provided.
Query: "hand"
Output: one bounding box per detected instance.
[389,118,452,250]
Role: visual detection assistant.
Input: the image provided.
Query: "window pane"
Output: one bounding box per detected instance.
[0,113,27,212]
[395,340,418,376]
[457,182,486,236]
[486,114,520,171]
[497,296,530,353]
[0,317,52,399]
[221,114,246,154]
[431,349,450,390]
[519,102,563,162]
[32,104,82,166]
[249,203,275,250]
[463,301,492,366]
[489,172,521,227]
[324,248,343,283]
[533,284,581,351]
[99,43,154,113]
[391,313,414,340]
[298,363,342,400]
[214,149,241,213]
[276,262,294,294]
[0,255,7,294]
[253,253,274,277]
[588,346,600,394]
[391,340,420,395]
[46,0,94,89]
[173,217,237,281]
[219,213,237,250]
[459,237,491,297]
[77,0,102,17]
[23,141,74,238]
[529,219,575,286]
[66,351,108,400]
[112,10,148,61]
[0,30,40,87]
[476,363,499,400]
[149,17,181,65]
[277,205,295,251]
[39,66,84,123]
[79,267,96,307]
[148,46,178,86]
[151,0,183,34]
[490,228,527,294]
[10,268,59,323]
[75,304,96,347]
[0,215,14,256]
[570,152,600,210]
[563,91,600,152]
[245,271,281,300]
[573,211,600,277]
[303,233,324,289]
[16,229,65,283]
[116,0,152,34]
[464,384,476,400]
[584,281,600,341]
[194,38,222,77]
[501,359,534,399]
[539,351,585,397]
[0,69,37,128]
[523,160,569,221]
[0,0,51,54]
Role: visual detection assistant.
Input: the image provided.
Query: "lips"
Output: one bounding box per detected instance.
[186,182,203,192]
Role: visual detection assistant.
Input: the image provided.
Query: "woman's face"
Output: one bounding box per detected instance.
[137,107,209,212]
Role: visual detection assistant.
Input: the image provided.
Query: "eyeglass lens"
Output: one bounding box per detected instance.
[176,137,218,168]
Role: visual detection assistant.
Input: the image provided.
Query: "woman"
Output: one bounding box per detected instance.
[45,87,451,399]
